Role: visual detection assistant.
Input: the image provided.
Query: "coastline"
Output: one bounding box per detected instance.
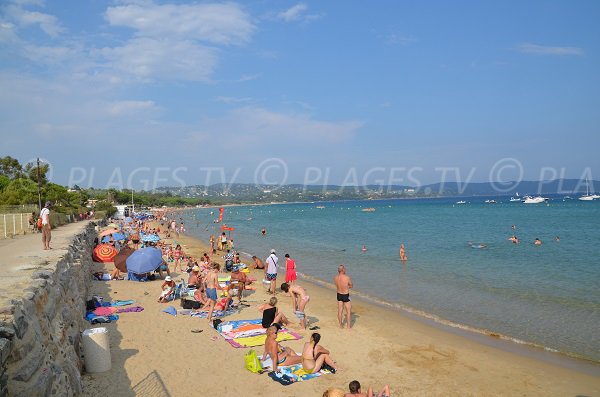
[83,224,600,396]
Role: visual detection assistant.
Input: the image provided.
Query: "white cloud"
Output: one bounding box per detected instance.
[216,96,254,104]
[105,2,255,45]
[4,4,64,37]
[200,106,362,146]
[107,100,158,116]
[98,37,218,82]
[276,3,322,23]
[517,43,584,56]
[22,44,75,64]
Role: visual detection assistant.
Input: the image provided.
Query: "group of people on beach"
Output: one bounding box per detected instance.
[94,210,390,395]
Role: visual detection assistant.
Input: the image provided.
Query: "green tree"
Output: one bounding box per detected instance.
[0,156,23,179]
[0,178,38,205]
[23,161,50,185]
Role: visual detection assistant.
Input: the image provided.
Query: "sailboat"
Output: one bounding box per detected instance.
[579,179,594,201]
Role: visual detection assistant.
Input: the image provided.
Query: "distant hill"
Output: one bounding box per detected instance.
[152,179,598,204]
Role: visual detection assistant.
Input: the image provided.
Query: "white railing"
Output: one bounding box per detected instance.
[0,213,35,238]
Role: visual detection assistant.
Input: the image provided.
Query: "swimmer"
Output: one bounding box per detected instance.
[554,236,560,242]
[534,238,542,246]
[399,244,408,261]
[361,245,367,252]
[261,228,267,236]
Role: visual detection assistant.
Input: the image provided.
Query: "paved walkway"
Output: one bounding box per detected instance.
[0,220,93,310]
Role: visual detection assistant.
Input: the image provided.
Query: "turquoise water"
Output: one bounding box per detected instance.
[179,197,600,362]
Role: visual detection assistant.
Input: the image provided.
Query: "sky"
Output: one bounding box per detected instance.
[1,0,599,190]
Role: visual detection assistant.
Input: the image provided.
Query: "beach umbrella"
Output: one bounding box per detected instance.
[101,232,126,243]
[114,246,135,272]
[93,244,118,263]
[126,247,163,274]
[99,228,120,238]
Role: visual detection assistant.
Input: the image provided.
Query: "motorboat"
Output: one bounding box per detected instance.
[361,208,376,212]
[315,205,326,209]
[484,199,497,204]
[456,200,466,204]
[509,192,521,202]
[523,195,548,204]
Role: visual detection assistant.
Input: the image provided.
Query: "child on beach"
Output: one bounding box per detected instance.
[345,380,391,397]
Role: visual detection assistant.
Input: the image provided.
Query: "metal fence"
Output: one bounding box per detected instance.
[0,212,79,239]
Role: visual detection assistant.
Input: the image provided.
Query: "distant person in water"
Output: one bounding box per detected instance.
[509,235,520,244]
[512,224,517,230]
[534,238,542,246]
[261,228,267,236]
[361,245,367,252]
[399,244,408,261]
[554,236,560,242]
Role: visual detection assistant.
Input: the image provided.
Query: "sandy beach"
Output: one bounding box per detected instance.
[82,226,600,397]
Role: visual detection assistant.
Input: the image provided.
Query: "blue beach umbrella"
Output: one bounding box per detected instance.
[101,232,126,243]
[126,247,163,273]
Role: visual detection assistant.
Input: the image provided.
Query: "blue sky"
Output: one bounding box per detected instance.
[1,0,598,189]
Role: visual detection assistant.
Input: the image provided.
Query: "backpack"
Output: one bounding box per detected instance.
[244,349,263,373]
[37,217,42,229]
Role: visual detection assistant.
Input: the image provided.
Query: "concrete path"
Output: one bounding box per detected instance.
[0,221,94,310]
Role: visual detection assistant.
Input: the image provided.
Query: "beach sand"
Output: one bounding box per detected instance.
[82,228,600,396]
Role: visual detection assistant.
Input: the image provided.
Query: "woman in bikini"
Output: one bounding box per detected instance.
[302,333,338,374]
[173,244,183,272]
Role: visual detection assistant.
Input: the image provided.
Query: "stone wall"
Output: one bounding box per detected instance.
[0,223,96,396]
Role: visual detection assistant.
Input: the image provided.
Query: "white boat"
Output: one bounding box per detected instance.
[456,200,466,204]
[523,195,548,204]
[361,207,376,212]
[484,199,497,204]
[315,205,326,209]
[579,179,595,201]
[509,193,521,202]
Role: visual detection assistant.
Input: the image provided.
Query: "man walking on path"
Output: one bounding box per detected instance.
[40,201,52,250]
[334,265,353,329]
[265,249,278,295]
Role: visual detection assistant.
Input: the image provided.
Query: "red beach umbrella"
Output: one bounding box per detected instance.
[99,228,120,238]
[93,244,118,263]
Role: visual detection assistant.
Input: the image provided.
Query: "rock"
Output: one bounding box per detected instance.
[12,352,43,382]
[0,338,13,365]
[0,327,15,339]
[0,306,14,315]
[31,270,54,280]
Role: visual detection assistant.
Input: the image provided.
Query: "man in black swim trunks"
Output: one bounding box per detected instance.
[334,264,353,329]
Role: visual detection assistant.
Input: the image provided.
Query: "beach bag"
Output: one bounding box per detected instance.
[181,299,201,310]
[244,349,263,373]
[37,217,42,229]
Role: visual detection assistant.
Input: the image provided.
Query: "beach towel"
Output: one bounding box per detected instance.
[98,300,135,307]
[225,330,302,348]
[267,363,334,385]
[189,308,238,319]
[116,306,144,313]
[162,306,177,316]
[93,306,117,316]
[85,312,119,323]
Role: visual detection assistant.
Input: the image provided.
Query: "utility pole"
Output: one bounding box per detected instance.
[37,158,42,211]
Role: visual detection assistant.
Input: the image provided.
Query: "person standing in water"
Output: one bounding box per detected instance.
[400,244,408,261]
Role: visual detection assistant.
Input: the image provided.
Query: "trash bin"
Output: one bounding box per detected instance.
[82,327,111,373]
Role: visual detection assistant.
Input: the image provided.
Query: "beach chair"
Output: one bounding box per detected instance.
[170,279,186,301]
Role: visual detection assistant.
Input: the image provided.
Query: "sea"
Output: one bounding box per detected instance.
[177,196,600,363]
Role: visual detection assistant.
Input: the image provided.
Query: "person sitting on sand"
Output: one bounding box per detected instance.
[157,260,171,279]
[302,333,338,374]
[259,297,290,329]
[323,389,346,397]
[158,276,176,303]
[252,255,265,269]
[346,380,391,397]
[281,282,310,329]
[187,266,203,289]
[262,326,302,372]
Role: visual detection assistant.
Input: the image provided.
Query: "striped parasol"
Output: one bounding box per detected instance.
[93,244,118,263]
